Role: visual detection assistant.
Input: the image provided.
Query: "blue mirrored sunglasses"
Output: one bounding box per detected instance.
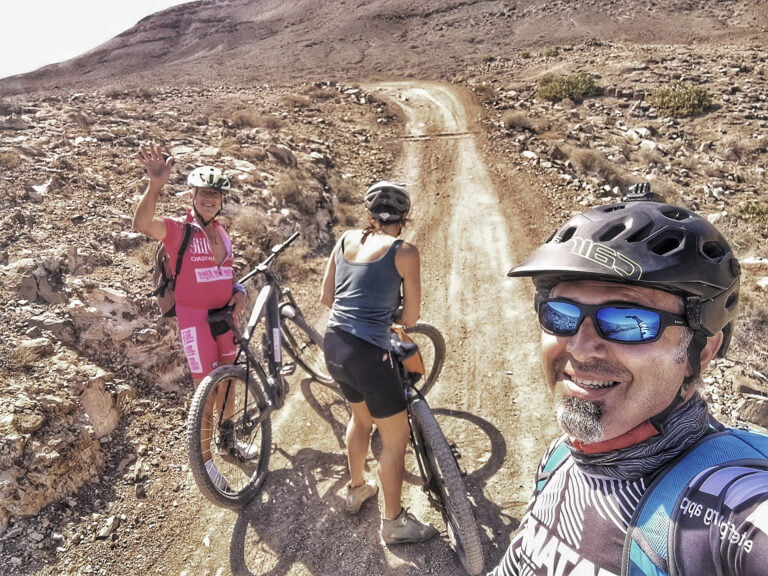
[538,298,688,343]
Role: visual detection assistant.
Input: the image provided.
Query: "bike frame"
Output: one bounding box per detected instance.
[236,268,288,410]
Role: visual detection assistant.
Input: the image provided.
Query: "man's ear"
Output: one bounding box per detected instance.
[699,330,724,372]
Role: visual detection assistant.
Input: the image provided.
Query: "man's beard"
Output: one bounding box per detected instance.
[557,395,605,444]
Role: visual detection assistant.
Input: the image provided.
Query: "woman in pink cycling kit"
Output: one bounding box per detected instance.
[133,142,246,384]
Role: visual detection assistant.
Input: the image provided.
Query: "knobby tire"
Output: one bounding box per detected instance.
[280,312,334,384]
[187,365,272,509]
[409,398,484,575]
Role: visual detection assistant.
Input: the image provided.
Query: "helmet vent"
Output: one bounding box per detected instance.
[702,241,726,262]
[556,226,577,243]
[660,207,691,222]
[625,222,655,243]
[648,231,684,255]
[598,224,627,242]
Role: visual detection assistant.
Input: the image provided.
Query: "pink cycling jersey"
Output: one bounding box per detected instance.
[163,212,237,379]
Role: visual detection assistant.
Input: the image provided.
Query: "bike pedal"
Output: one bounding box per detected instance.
[281,363,297,376]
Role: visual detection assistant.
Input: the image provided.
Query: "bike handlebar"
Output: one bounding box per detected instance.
[239,232,300,285]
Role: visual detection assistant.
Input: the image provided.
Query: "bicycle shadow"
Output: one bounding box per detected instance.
[297,375,349,449]
[228,446,467,575]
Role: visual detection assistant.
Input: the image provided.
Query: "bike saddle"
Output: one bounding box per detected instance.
[390,337,419,362]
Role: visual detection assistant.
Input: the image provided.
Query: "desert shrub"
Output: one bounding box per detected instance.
[230,110,265,128]
[647,83,711,117]
[721,136,764,162]
[0,149,21,169]
[535,72,602,103]
[328,173,359,204]
[282,94,312,108]
[570,148,629,189]
[473,84,498,103]
[216,137,240,157]
[240,146,268,164]
[7,346,42,372]
[67,111,97,129]
[502,111,535,132]
[301,84,338,101]
[273,175,316,214]
[0,100,23,115]
[543,47,561,58]
[230,113,282,130]
[734,201,768,223]
[231,205,275,267]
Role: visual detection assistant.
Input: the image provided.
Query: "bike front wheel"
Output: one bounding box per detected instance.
[280,306,334,384]
[187,365,273,509]
[409,398,484,575]
[405,321,446,396]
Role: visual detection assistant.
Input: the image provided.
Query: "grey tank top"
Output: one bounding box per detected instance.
[327,235,404,349]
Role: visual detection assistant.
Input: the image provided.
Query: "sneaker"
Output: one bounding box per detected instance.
[205,459,230,492]
[344,481,378,514]
[217,442,259,477]
[380,508,439,545]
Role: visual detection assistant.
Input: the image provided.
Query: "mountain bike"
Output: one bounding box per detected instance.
[391,330,485,575]
[186,232,331,508]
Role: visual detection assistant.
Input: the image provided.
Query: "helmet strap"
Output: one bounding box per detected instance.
[192,189,222,227]
[648,330,707,433]
[193,205,220,227]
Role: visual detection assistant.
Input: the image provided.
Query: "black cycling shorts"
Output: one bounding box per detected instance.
[323,327,407,419]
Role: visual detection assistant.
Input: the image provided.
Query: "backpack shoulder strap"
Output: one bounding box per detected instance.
[623,428,768,576]
[535,435,571,495]
[173,223,194,280]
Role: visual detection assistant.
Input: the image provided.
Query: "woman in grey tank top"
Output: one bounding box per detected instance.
[320,182,438,545]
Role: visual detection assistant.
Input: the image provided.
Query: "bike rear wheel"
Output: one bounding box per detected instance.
[187,365,272,509]
[405,321,446,396]
[409,397,484,575]
[280,306,333,384]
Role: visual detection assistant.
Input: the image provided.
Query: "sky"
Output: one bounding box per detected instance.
[1,1,194,79]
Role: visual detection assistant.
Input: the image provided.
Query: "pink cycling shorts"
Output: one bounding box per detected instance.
[175,305,238,380]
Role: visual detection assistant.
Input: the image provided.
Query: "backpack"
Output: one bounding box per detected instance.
[537,427,768,576]
[150,223,193,317]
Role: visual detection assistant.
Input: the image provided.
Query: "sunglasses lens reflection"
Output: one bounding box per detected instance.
[540,301,663,343]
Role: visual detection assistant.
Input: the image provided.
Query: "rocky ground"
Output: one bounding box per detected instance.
[1,3,768,575]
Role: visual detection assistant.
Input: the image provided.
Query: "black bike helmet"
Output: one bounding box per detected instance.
[508,186,740,357]
[364,181,411,222]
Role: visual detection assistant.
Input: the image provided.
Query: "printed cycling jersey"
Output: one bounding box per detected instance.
[163,212,237,379]
[163,212,234,310]
[489,419,768,575]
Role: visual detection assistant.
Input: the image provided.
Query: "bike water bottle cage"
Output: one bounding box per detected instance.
[537,297,688,344]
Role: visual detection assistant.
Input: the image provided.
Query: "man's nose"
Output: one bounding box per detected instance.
[565,316,604,356]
